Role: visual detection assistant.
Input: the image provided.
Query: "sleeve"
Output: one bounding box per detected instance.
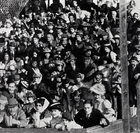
[18,109,28,127]
[74,110,84,126]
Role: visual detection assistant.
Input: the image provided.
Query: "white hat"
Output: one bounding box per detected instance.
[90,83,106,95]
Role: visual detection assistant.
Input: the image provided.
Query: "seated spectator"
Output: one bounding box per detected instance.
[48,102,64,129]
[0,91,8,111]
[74,99,109,128]
[90,83,116,122]
[28,97,51,128]
[22,91,36,118]
[58,111,82,131]
[0,97,27,128]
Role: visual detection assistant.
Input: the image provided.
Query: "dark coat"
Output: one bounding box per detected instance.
[74,108,109,128]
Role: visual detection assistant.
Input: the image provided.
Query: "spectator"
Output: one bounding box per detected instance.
[0,97,27,128]
[74,99,109,128]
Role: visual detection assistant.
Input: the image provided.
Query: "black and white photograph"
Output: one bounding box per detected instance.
[0,0,140,132]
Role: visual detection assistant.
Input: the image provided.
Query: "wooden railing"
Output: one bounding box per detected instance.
[0,120,123,133]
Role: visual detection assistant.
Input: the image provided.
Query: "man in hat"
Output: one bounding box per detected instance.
[74,99,109,128]
[0,97,27,127]
[128,56,140,116]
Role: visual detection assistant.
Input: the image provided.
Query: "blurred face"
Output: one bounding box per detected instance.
[52,109,61,118]
[76,35,82,41]
[57,65,63,71]
[130,60,138,68]
[69,16,75,22]
[33,37,39,44]
[28,97,34,103]
[4,53,10,61]
[104,46,110,53]
[32,61,38,68]
[84,103,93,115]
[47,34,53,42]
[95,74,102,82]
[70,27,75,33]
[84,58,90,67]
[36,103,43,113]
[74,95,80,102]
[8,105,18,116]
[8,82,16,94]
[94,93,102,101]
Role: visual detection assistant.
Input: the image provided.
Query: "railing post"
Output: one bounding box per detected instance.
[136,78,140,130]
[119,0,130,133]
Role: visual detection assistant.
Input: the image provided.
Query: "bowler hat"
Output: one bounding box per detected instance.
[130,56,139,62]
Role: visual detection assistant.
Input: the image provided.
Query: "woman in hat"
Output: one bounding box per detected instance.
[71,73,87,93]
[90,83,116,122]
[0,97,27,128]
[48,102,64,129]
[102,42,117,64]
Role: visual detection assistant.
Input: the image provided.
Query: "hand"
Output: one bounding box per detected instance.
[100,118,108,126]
[12,119,20,125]
[134,73,140,79]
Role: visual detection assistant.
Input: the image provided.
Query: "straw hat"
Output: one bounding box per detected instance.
[90,83,106,95]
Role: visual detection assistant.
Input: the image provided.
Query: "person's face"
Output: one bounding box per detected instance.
[8,105,18,116]
[36,103,43,113]
[84,35,89,41]
[76,77,82,83]
[32,61,38,68]
[70,27,75,33]
[112,11,117,18]
[33,52,38,58]
[33,37,39,44]
[69,16,74,22]
[130,60,138,68]
[47,34,53,42]
[76,35,82,41]
[114,38,120,44]
[95,74,102,82]
[70,59,76,66]
[62,38,67,45]
[84,103,93,115]
[74,95,80,102]
[44,53,50,59]
[104,47,110,53]
[28,97,34,103]
[52,109,61,118]
[8,82,16,94]
[4,54,9,61]
[133,13,138,20]
[57,65,63,71]
[94,93,102,101]
[84,58,90,67]
[92,42,99,50]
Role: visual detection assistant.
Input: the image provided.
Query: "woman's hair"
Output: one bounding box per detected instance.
[84,99,93,106]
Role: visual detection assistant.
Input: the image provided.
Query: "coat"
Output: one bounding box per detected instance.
[74,108,109,128]
[0,106,27,128]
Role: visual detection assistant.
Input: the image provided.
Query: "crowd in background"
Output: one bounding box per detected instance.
[0,0,140,130]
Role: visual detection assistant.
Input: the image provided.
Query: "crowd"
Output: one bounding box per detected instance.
[0,0,140,130]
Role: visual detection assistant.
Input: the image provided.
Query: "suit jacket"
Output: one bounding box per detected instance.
[74,108,109,128]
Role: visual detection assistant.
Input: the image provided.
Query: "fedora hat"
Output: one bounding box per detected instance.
[7,98,18,107]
